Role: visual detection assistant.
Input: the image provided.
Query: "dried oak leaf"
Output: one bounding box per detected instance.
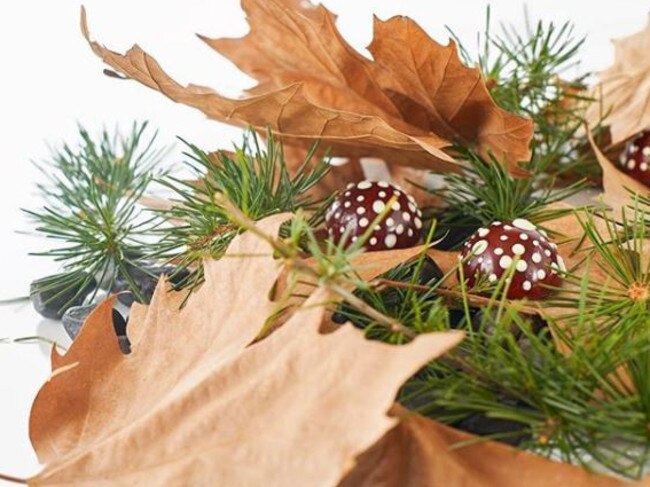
[340,406,635,487]
[585,15,650,145]
[586,128,647,216]
[28,214,463,486]
[81,0,533,178]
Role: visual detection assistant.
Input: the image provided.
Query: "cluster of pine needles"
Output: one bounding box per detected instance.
[20,9,650,481]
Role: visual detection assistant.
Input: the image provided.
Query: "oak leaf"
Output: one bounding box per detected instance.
[585,15,650,146]
[28,214,463,486]
[340,406,634,487]
[81,0,533,181]
[586,129,647,216]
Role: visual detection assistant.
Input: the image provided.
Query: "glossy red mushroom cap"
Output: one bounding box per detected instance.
[325,180,422,250]
[460,219,564,299]
[619,129,650,187]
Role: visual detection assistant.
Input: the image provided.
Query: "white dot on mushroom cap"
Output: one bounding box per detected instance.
[377,181,389,188]
[356,207,366,215]
[641,162,648,171]
[346,183,355,189]
[488,273,498,283]
[477,257,484,263]
[335,212,341,219]
[500,235,508,241]
[643,147,650,156]
[386,217,395,227]
[372,200,385,213]
[375,225,381,231]
[356,195,365,202]
[403,212,411,221]
[516,260,528,272]
[504,225,513,230]
[339,226,345,233]
[537,269,546,280]
[523,280,532,291]
[532,252,542,263]
[512,243,525,255]
[357,181,372,189]
[370,237,378,246]
[385,234,397,248]
[628,160,636,170]
[379,191,386,198]
[359,218,369,228]
[519,233,529,241]
[532,240,540,246]
[344,201,351,208]
[414,217,423,229]
[499,255,513,269]
[352,236,357,242]
[631,144,639,153]
[478,228,490,237]
[391,201,401,211]
[408,202,417,212]
[408,229,414,236]
[512,218,536,231]
[344,191,351,197]
[544,249,551,257]
[471,240,488,255]
[494,247,504,255]
[493,221,502,226]
[396,224,404,234]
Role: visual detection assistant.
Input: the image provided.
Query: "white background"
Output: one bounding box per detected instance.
[0,0,647,481]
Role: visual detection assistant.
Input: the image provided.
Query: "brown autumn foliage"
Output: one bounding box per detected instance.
[81,0,533,197]
[339,406,633,487]
[585,15,650,146]
[586,128,648,216]
[28,215,465,486]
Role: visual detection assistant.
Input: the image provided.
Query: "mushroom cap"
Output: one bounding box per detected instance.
[460,218,564,300]
[619,130,650,187]
[325,180,422,250]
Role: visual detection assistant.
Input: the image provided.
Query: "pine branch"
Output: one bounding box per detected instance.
[149,129,331,296]
[24,122,166,313]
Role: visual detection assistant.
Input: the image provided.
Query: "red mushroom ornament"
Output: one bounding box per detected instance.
[325,181,422,251]
[619,130,650,187]
[460,219,564,299]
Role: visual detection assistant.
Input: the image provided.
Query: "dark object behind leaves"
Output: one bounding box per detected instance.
[112,309,131,354]
[30,273,96,320]
[62,303,98,339]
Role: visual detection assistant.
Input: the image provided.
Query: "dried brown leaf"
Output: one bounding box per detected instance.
[586,128,648,215]
[81,0,533,177]
[28,215,463,486]
[585,15,650,145]
[340,406,635,487]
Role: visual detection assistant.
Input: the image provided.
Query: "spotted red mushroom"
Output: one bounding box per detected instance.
[460,218,564,299]
[325,180,422,250]
[618,130,650,187]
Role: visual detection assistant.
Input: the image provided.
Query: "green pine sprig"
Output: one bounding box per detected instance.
[24,122,166,311]
[149,129,331,295]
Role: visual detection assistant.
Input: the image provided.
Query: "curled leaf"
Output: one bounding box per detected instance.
[81,0,533,177]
